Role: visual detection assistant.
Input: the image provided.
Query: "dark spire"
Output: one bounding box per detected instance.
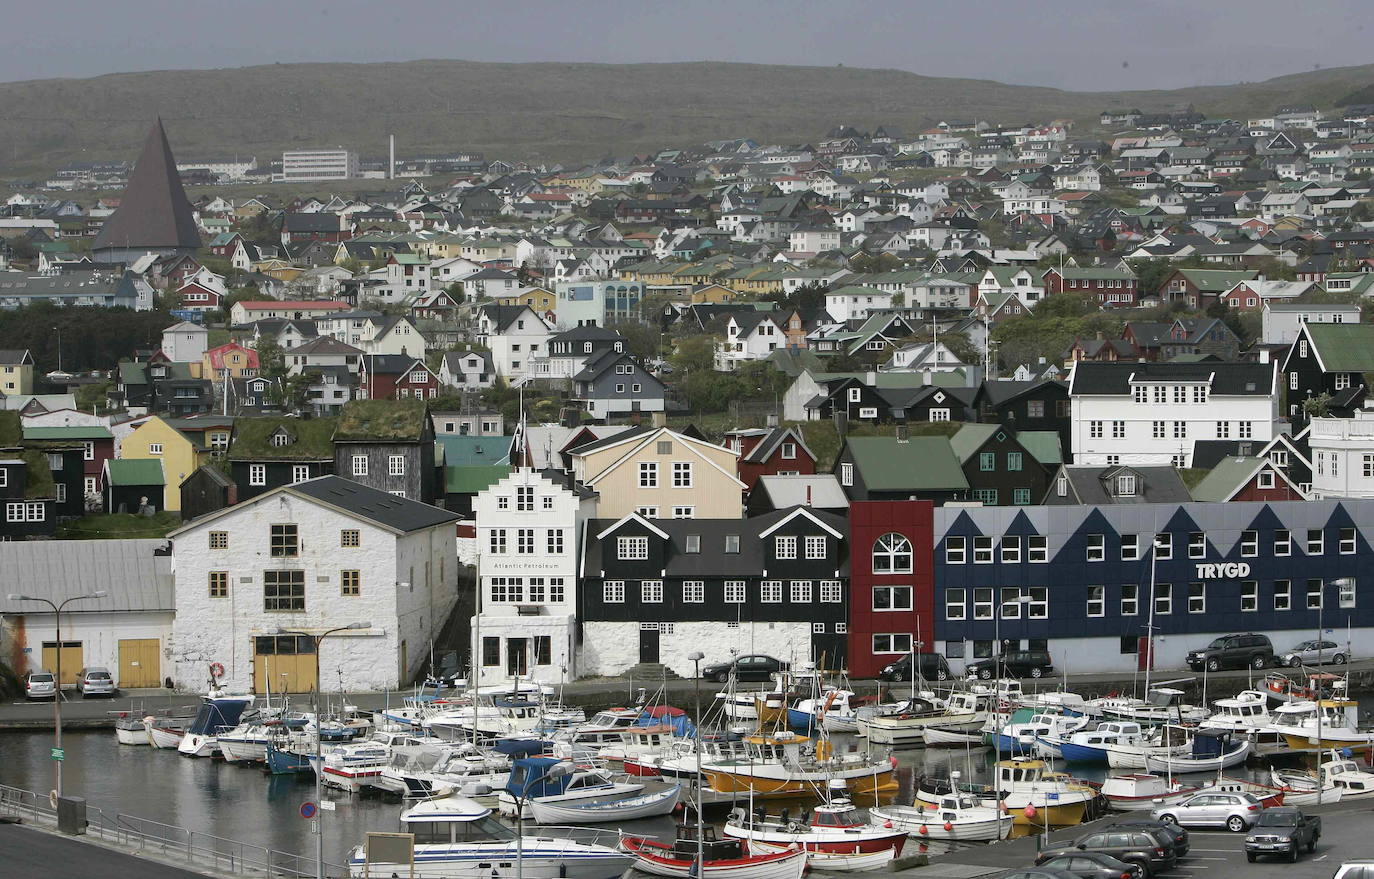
[93,119,202,256]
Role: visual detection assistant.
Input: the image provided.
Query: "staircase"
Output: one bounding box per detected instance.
[623,662,681,681]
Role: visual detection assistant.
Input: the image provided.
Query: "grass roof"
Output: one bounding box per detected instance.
[0,412,22,448]
[334,398,428,442]
[20,448,54,499]
[228,417,338,461]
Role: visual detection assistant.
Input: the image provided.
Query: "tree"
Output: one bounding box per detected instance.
[255,337,287,379]
[75,380,112,413]
[607,320,664,362]
[668,334,717,374]
[1303,392,1332,419]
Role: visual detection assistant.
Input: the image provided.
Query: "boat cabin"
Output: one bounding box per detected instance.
[810,801,864,828]
[400,796,518,845]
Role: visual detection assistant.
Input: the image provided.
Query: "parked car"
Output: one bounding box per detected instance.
[77,667,115,698]
[965,649,1054,680]
[24,671,57,700]
[1333,861,1374,879]
[1150,792,1265,831]
[999,871,1082,879]
[878,651,951,682]
[1107,819,1189,857]
[1185,633,1273,672]
[1243,806,1320,862]
[700,654,788,683]
[1031,851,1144,879]
[1038,827,1175,877]
[1279,639,1347,667]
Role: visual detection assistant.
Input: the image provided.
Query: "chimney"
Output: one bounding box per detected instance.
[896,424,909,443]
[1095,331,1106,341]
[805,484,812,506]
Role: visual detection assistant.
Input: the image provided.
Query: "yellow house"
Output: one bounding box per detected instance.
[253,258,305,283]
[690,284,739,304]
[570,427,745,520]
[0,349,35,396]
[495,287,556,314]
[121,416,230,512]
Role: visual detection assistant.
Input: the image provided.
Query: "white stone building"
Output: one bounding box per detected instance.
[824,286,892,322]
[167,476,460,694]
[472,469,591,684]
[1309,412,1374,499]
[1261,302,1362,346]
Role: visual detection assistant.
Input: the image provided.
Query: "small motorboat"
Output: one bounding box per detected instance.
[923,723,986,748]
[869,792,1013,841]
[1270,767,1343,806]
[1144,729,1251,774]
[177,693,256,757]
[621,826,806,879]
[1320,753,1374,799]
[746,839,895,872]
[113,710,150,745]
[861,690,992,748]
[1089,687,1208,725]
[317,730,440,792]
[1099,774,1199,811]
[1271,698,1374,750]
[145,710,196,749]
[992,711,1090,757]
[497,757,644,820]
[529,784,681,824]
[723,800,908,853]
[1058,722,1149,765]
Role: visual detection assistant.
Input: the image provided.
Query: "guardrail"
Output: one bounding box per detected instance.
[0,782,347,878]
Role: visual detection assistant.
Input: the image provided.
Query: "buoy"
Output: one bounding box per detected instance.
[1023,805,1038,819]
[882,820,893,829]
[917,825,928,836]
[943,822,953,832]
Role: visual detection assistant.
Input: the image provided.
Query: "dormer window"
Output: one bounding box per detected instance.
[270,430,294,447]
[1116,473,1137,496]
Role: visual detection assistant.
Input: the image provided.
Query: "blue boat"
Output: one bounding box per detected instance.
[1057,721,1147,764]
[265,742,312,775]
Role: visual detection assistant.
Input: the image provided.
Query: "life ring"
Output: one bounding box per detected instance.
[209,662,226,679]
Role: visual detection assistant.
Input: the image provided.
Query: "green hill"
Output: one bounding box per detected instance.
[2,59,1372,174]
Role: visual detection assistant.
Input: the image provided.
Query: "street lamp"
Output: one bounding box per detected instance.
[7,591,106,799]
[688,651,705,876]
[1143,535,1168,692]
[1317,576,1354,804]
[504,760,573,879]
[276,622,371,879]
[991,592,1033,678]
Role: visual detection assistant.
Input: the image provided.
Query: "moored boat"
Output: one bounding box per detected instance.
[702,731,898,797]
[869,792,1013,841]
[621,828,807,879]
[1099,774,1199,811]
[746,839,895,872]
[723,800,908,853]
[528,783,681,824]
[177,693,255,757]
[1144,729,1251,774]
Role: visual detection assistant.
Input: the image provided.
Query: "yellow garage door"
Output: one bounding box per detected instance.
[118,639,161,688]
[252,635,318,694]
[40,641,84,687]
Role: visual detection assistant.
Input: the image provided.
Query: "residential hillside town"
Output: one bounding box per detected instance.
[9,101,1374,695]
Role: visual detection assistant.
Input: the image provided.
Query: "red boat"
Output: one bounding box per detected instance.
[622,826,807,879]
[723,799,907,855]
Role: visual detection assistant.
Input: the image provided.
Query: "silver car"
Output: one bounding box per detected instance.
[1280,639,1347,667]
[24,671,57,700]
[78,667,115,698]
[1151,792,1264,832]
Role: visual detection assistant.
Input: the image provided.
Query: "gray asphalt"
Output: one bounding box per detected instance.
[0,821,214,878]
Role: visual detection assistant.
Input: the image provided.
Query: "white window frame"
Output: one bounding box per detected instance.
[805,535,826,559]
[820,580,842,603]
[638,461,658,488]
[946,535,966,564]
[388,455,405,477]
[249,463,266,486]
[724,580,746,603]
[775,535,797,559]
[945,587,966,620]
[603,580,625,603]
[641,580,663,603]
[1089,584,1108,617]
[352,455,368,476]
[617,536,649,560]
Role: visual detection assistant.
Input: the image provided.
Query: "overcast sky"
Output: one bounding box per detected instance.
[3,0,1370,91]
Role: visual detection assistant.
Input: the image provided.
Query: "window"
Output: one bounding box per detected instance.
[672,462,693,487]
[491,577,520,602]
[781,442,797,460]
[929,408,950,421]
[263,570,305,611]
[1120,533,1139,560]
[1188,582,1206,613]
[209,531,228,550]
[973,588,994,620]
[387,455,405,477]
[840,462,853,486]
[873,585,913,611]
[528,578,546,603]
[774,536,797,559]
[1341,527,1357,554]
[1172,421,1187,439]
[513,528,533,554]
[1216,420,1230,439]
[859,407,878,419]
[340,529,360,548]
[973,536,994,563]
[1112,421,1125,439]
[656,440,673,455]
[1086,533,1105,562]
[270,524,298,557]
[1274,579,1292,611]
[1087,585,1105,617]
[1154,582,1172,615]
[547,529,564,554]
[805,536,826,559]
[516,485,534,511]
[1027,586,1048,619]
[684,535,701,554]
[1188,531,1206,559]
[820,580,842,603]
[638,462,658,488]
[872,633,913,654]
[1121,583,1139,616]
[1154,533,1172,560]
[641,580,663,603]
[636,506,659,518]
[1339,578,1356,608]
[542,495,554,510]
[149,443,163,455]
[973,488,998,505]
[760,581,782,602]
[724,581,746,603]
[1307,528,1324,555]
[873,533,913,573]
[617,536,648,560]
[549,578,565,603]
[790,581,812,603]
[1028,535,1048,562]
[497,496,509,510]
[292,464,310,483]
[1239,421,1253,439]
[946,536,966,564]
[1090,420,1103,439]
[245,462,269,487]
[1308,579,1325,610]
[488,528,507,554]
[946,588,966,620]
[208,571,228,598]
[1274,529,1291,556]
[725,534,740,553]
[351,455,368,476]
[603,581,625,603]
[1241,581,1258,612]
[1365,454,1374,478]
[1001,535,1021,563]
[979,451,996,471]
[341,570,361,597]
[1152,420,1165,439]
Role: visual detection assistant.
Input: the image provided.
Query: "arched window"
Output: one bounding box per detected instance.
[873,533,913,574]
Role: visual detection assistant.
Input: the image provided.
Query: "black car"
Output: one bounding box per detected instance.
[1040,828,1175,877]
[1186,633,1273,672]
[1000,870,1082,879]
[965,650,1054,680]
[700,654,788,683]
[1108,819,1189,857]
[878,652,952,682]
[1034,851,1145,879]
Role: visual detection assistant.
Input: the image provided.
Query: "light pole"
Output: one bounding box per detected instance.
[688,650,705,876]
[8,590,107,799]
[991,592,1032,678]
[1143,535,1167,692]
[277,621,371,879]
[511,761,572,879]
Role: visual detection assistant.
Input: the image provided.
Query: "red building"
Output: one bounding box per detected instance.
[1042,267,1139,307]
[360,355,440,400]
[726,427,817,491]
[846,499,936,679]
[22,424,115,496]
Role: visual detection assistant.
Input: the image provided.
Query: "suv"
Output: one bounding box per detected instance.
[1039,828,1176,877]
[965,650,1054,680]
[878,652,951,682]
[24,671,57,700]
[78,667,115,698]
[1186,633,1273,672]
[1108,819,1188,857]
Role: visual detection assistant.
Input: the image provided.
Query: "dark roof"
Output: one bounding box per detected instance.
[284,212,346,232]
[277,476,457,532]
[287,337,364,356]
[976,379,1065,407]
[1056,465,1193,505]
[0,349,33,365]
[362,354,424,375]
[1190,439,1273,469]
[740,427,814,465]
[550,325,626,343]
[92,119,201,253]
[565,424,656,455]
[1069,361,1274,396]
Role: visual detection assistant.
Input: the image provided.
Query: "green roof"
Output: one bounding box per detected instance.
[106,458,165,487]
[948,423,999,462]
[23,426,114,442]
[947,424,1062,467]
[335,399,429,442]
[1018,431,1063,466]
[0,411,22,448]
[1175,269,1258,292]
[445,465,511,494]
[844,436,968,492]
[1189,456,1265,502]
[435,435,513,468]
[227,417,338,461]
[1305,323,1374,372]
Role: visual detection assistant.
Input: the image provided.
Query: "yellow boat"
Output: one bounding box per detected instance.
[702,731,899,797]
[1272,699,1374,751]
[916,758,1095,827]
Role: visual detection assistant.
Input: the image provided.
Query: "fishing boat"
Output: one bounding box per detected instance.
[724,800,908,853]
[1016,690,1098,717]
[1103,724,1193,770]
[265,739,313,775]
[989,759,1098,827]
[745,840,894,872]
[1271,699,1374,750]
[869,792,1013,841]
[375,742,516,798]
[1089,687,1208,725]
[317,730,440,792]
[1057,722,1150,765]
[177,693,256,757]
[1099,774,1199,811]
[552,706,643,747]
[626,733,746,779]
[923,723,987,748]
[1199,690,1287,756]
[1320,753,1374,799]
[1269,767,1343,806]
[788,689,858,733]
[1144,729,1251,774]
[992,711,1090,757]
[862,689,994,748]
[701,731,898,797]
[424,696,547,741]
[144,709,196,749]
[529,783,681,824]
[346,794,633,879]
[497,757,644,820]
[621,828,807,879]
[596,708,694,763]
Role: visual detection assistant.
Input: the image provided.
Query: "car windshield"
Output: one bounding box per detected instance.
[1256,812,1298,826]
[88,672,111,679]
[1207,638,1228,649]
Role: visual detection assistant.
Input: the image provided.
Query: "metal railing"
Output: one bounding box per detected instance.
[0,782,347,878]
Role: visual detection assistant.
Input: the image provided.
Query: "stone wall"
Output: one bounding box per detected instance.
[580,620,813,678]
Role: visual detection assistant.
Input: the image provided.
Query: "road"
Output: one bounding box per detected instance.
[0,821,213,878]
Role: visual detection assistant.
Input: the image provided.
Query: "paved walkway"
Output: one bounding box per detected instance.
[0,821,215,879]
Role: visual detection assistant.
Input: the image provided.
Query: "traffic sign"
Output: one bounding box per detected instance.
[50,748,64,762]
[300,802,317,819]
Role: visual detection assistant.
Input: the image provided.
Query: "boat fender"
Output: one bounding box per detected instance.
[209,662,226,679]
[917,825,928,835]
[943,822,953,832]
[787,822,803,834]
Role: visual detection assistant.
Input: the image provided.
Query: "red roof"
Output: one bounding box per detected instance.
[204,343,260,369]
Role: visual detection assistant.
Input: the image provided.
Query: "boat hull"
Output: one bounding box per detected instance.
[1144,742,1250,775]
[622,837,807,879]
[146,723,186,749]
[868,805,1012,841]
[529,786,681,824]
[704,766,898,797]
[115,726,149,746]
[352,844,635,879]
[1057,742,1109,764]
[177,733,220,757]
[746,840,896,872]
[1280,732,1374,750]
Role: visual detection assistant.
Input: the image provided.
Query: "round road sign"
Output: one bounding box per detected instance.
[300,802,318,819]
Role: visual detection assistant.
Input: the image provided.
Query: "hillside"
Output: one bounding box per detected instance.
[3,59,1373,174]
